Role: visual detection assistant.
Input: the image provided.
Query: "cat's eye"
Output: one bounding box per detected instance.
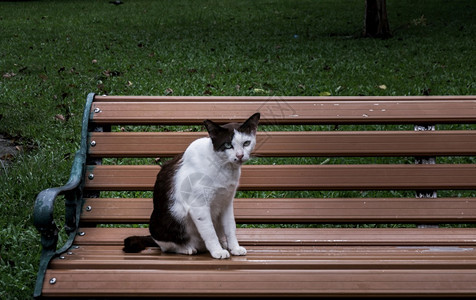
[243,141,251,147]
[223,142,233,149]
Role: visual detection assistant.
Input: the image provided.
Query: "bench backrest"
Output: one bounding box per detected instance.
[80,95,476,228]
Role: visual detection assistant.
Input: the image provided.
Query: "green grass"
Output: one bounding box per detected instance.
[0,0,475,298]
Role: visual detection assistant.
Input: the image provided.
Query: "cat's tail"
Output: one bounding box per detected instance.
[123,235,157,253]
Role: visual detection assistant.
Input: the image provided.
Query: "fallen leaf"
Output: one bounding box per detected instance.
[104,70,122,77]
[0,153,14,161]
[3,72,16,78]
[412,15,427,26]
[39,74,48,81]
[378,85,387,90]
[97,83,105,91]
[55,114,65,121]
[319,91,331,96]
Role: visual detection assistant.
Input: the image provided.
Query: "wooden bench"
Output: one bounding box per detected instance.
[34,93,476,298]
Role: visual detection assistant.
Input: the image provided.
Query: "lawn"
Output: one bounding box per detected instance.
[0,0,475,298]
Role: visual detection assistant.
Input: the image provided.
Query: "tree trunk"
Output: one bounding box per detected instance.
[363,0,391,38]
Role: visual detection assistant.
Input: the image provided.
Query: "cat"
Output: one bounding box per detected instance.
[123,112,260,259]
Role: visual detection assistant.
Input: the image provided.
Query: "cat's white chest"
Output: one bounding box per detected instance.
[172,138,241,214]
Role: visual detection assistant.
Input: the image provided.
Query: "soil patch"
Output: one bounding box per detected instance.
[0,134,19,168]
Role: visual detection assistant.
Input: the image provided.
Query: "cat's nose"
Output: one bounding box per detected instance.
[236,154,244,161]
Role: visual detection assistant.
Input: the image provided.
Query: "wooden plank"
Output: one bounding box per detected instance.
[61,244,476,254]
[58,244,476,257]
[51,245,476,270]
[89,99,476,125]
[81,197,476,224]
[41,268,476,297]
[88,130,476,158]
[73,227,476,247]
[93,95,476,102]
[84,164,476,191]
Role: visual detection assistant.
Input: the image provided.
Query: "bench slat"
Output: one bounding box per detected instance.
[74,227,476,247]
[42,269,476,297]
[93,95,476,102]
[84,164,476,191]
[90,99,476,125]
[88,130,476,157]
[51,245,476,270]
[81,197,476,224]
[58,244,476,257]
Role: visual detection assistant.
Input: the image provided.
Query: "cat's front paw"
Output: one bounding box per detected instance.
[179,246,198,255]
[230,246,247,256]
[210,249,230,259]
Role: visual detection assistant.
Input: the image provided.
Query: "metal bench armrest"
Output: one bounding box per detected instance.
[33,150,85,250]
[33,93,94,298]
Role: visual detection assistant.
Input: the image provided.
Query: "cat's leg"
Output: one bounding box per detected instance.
[152,239,198,255]
[221,201,247,256]
[189,205,230,259]
[214,221,228,249]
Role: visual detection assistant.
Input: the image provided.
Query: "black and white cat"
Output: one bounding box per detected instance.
[123,113,260,259]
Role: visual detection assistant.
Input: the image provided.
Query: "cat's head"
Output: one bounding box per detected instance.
[203,113,260,165]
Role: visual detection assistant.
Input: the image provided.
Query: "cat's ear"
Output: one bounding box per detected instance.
[203,119,226,139]
[239,113,260,134]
